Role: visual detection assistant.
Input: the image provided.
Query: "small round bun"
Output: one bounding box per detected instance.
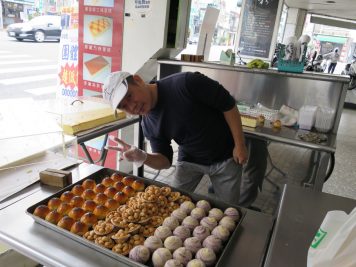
[57,202,73,216]
[82,200,97,212]
[180,201,195,214]
[104,199,119,211]
[183,237,202,254]
[219,216,236,232]
[144,236,163,252]
[164,259,183,267]
[273,119,282,128]
[70,221,89,236]
[208,208,224,222]
[162,216,179,231]
[80,212,98,227]
[104,186,118,199]
[70,196,85,208]
[152,247,172,267]
[110,172,124,182]
[132,180,145,191]
[196,200,211,213]
[122,186,135,197]
[191,208,206,221]
[193,225,210,242]
[60,191,75,203]
[173,247,192,265]
[47,197,62,210]
[186,259,206,267]
[71,185,85,196]
[224,207,240,222]
[82,179,96,189]
[200,217,217,231]
[45,210,62,224]
[94,183,106,194]
[171,208,187,223]
[122,176,135,186]
[113,191,128,204]
[57,216,75,231]
[93,205,109,220]
[129,245,150,264]
[113,181,125,191]
[211,225,230,242]
[81,189,96,200]
[196,248,216,267]
[202,235,222,253]
[33,205,50,219]
[101,177,114,187]
[68,207,85,221]
[164,236,182,252]
[154,226,173,241]
[182,216,199,231]
[173,225,191,241]
[93,193,108,205]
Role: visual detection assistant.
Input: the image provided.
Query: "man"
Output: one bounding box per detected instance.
[325,48,340,74]
[103,71,248,206]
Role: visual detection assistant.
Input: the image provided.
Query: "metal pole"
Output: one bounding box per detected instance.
[0,0,4,30]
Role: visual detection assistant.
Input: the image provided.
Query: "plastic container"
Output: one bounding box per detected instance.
[315,107,335,133]
[298,105,318,130]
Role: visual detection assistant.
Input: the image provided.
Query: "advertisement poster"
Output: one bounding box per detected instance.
[78,0,124,168]
[237,0,282,59]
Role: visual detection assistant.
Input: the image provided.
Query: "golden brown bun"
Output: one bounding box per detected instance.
[258,115,265,124]
[60,191,75,203]
[82,200,97,212]
[94,183,106,194]
[57,202,73,216]
[57,216,75,231]
[68,207,86,221]
[82,179,96,190]
[70,221,89,236]
[101,177,114,187]
[93,205,109,220]
[104,186,118,199]
[122,176,135,186]
[45,210,62,224]
[47,197,62,210]
[33,205,50,219]
[110,172,124,182]
[113,181,125,191]
[81,189,96,200]
[132,180,145,192]
[93,193,108,205]
[70,196,85,207]
[122,186,135,197]
[113,191,128,204]
[71,185,85,196]
[104,199,119,211]
[80,212,98,227]
[273,120,282,128]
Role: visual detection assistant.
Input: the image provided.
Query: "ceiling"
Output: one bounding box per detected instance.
[284,0,356,21]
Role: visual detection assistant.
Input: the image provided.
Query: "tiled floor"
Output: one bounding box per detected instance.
[144,107,356,215]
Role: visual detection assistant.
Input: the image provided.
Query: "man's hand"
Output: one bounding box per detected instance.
[233,144,248,165]
[106,137,147,167]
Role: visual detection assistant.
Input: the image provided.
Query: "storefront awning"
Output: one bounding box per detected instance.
[315,34,347,44]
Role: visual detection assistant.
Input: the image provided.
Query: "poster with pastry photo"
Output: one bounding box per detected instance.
[83,53,111,83]
[84,15,113,46]
[84,0,114,7]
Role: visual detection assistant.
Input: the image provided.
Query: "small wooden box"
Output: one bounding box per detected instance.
[40,169,72,188]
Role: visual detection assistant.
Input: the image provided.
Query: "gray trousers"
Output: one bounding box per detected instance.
[172,158,242,206]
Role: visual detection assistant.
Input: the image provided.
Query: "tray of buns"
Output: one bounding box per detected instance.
[26,168,245,267]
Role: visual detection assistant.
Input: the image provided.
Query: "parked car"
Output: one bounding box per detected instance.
[6,15,61,42]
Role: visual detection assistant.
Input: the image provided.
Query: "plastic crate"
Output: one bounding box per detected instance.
[277,44,306,73]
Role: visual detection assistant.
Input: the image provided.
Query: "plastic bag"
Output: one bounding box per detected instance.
[307,207,356,267]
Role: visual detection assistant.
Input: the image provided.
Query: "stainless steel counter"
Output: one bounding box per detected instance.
[264,185,356,267]
[0,163,273,267]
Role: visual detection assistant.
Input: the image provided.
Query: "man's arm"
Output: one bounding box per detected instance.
[224,106,248,165]
[144,152,171,170]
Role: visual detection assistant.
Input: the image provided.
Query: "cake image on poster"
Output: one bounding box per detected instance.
[84,0,114,7]
[83,53,112,83]
[84,15,113,47]
[84,56,109,76]
[89,17,111,37]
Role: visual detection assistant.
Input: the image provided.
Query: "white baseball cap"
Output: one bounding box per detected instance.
[102,71,131,110]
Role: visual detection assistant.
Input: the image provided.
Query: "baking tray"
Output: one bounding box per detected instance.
[27,168,246,267]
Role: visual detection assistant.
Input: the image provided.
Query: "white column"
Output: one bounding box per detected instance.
[282,8,307,43]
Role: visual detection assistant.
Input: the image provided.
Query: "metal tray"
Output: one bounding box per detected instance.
[27,168,245,267]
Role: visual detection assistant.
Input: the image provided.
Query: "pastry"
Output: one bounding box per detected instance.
[164,236,182,252]
[80,212,98,227]
[182,216,199,231]
[152,247,172,267]
[208,208,224,222]
[171,208,187,223]
[81,189,96,201]
[47,197,62,210]
[60,191,75,203]
[57,202,73,216]
[128,234,145,247]
[173,247,193,265]
[33,205,50,219]
[132,180,145,191]
[104,198,119,211]
[70,196,85,208]
[93,193,108,205]
[129,245,150,264]
[200,217,217,231]
[241,115,258,128]
[83,230,98,242]
[103,186,118,199]
[57,216,75,231]
[122,185,135,197]
[68,207,85,221]
[154,226,172,241]
[113,191,128,204]
[144,236,163,252]
[193,226,210,241]
[89,17,111,38]
[196,200,211,213]
[191,208,206,221]
[70,221,89,236]
[113,181,125,191]
[258,115,265,124]
[82,200,96,212]
[112,242,132,255]
[110,172,124,182]
[162,216,179,231]
[93,221,114,235]
[164,259,183,267]
[45,210,62,224]
[95,235,115,249]
[82,179,96,190]
[211,225,230,242]
[93,205,109,220]
[195,248,216,267]
[71,184,85,196]
[224,207,240,222]
[173,226,191,241]
[111,229,130,243]
[219,216,236,232]
[202,235,222,253]
[184,237,202,254]
[94,183,106,194]
[101,177,114,187]
[122,176,135,186]
[180,201,195,214]
[273,119,282,128]
[186,259,206,267]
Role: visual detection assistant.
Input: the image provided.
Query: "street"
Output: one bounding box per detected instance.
[0,30,59,101]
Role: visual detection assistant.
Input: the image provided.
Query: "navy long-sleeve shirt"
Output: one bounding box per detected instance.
[141,72,236,165]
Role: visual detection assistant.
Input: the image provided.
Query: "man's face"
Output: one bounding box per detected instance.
[118,79,152,115]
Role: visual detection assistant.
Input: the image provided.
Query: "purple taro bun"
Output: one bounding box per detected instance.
[129,245,150,264]
[196,200,211,213]
[195,247,216,267]
[152,247,172,267]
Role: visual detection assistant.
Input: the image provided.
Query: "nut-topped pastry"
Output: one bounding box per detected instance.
[33,205,50,219]
[95,235,115,249]
[128,234,145,246]
[168,191,181,202]
[111,229,131,243]
[93,220,115,235]
[83,230,98,242]
[160,186,172,196]
[112,242,132,256]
